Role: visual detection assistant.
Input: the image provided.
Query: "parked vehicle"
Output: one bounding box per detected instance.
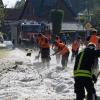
[20,22,49,44]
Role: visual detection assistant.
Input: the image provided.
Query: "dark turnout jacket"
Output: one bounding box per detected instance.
[74,47,100,78]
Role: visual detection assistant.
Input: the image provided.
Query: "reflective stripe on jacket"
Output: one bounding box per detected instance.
[74,51,92,78]
[74,70,92,77]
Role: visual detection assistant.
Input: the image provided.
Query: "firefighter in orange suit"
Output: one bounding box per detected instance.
[37,33,50,66]
[52,36,62,48]
[89,30,100,49]
[52,36,62,64]
[53,41,70,69]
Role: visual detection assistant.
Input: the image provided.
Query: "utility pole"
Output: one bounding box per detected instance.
[85,0,93,22]
[85,0,94,37]
[85,0,89,21]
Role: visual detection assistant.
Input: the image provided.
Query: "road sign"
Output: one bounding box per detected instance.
[85,22,92,29]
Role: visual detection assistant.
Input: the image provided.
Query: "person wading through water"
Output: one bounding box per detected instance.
[37,32,51,67]
[52,41,70,69]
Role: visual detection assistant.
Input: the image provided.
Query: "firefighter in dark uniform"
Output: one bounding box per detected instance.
[73,42,100,100]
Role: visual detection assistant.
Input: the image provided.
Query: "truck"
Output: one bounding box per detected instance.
[20,22,49,44]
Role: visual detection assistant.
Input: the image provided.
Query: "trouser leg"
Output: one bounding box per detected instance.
[74,78,85,100]
[61,56,65,68]
[61,53,69,69]
[71,52,74,61]
[87,93,97,100]
[56,54,60,64]
[85,78,97,100]
[76,93,84,100]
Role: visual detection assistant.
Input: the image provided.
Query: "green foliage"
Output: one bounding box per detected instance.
[51,9,64,41]
[92,0,100,8]
[0,31,4,35]
[0,6,5,23]
[93,7,100,31]
[14,0,25,8]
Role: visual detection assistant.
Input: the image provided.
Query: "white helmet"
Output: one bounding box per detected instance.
[87,42,96,50]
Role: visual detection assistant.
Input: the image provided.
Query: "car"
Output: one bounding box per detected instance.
[0,42,6,48]
[3,41,14,49]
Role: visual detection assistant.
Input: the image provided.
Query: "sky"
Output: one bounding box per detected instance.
[2,0,20,8]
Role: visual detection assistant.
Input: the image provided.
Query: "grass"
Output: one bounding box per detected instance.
[0,49,10,58]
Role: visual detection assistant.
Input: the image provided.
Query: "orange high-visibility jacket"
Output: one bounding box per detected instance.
[38,34,49,48]
[52,37,61,49]
[58,43,69,55]
[89,35,98,47]
[72,40,79,51]
[55,38,61,44]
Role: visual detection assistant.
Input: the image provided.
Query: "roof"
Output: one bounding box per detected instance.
[19,0,76,21]
[3,0,88,22]
[4,0,77,22]
[1,0,21,21]
[31,0,76,17]
[4,8,22,21]
[62,22,85,31]
[49,22,86,31]
[19,0,35,20]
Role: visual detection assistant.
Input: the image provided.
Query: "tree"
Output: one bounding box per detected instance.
[51,9,64,42]
[92,0,100,8]
[0,5,5,27]
[14,0,25,8]
[92,7,100,31]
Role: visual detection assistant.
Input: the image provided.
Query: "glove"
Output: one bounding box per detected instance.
[92,74,97,83]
